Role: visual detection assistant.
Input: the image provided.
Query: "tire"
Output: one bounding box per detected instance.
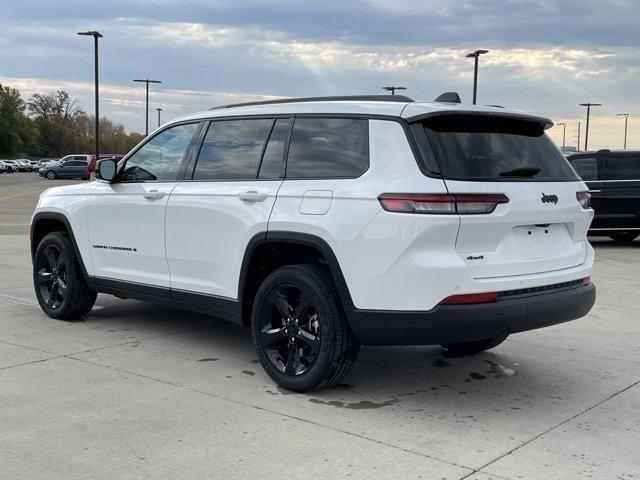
[251,264,359,392]
[33,232,97,320]
[441,334,508,356]
[609,232,639,243]
[46,170,56,180]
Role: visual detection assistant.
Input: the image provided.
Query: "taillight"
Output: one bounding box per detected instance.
[582,276,591,285]
[441,292,499,305]
[576,191,591,209]
[378,193,509,215]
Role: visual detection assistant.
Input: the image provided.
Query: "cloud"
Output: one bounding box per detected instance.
[0,1,639,148]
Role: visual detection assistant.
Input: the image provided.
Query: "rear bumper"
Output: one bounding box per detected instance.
[345,282,595,346]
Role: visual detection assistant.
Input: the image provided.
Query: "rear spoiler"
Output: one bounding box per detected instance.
[405,110,554,130]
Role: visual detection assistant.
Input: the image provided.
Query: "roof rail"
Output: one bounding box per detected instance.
[210,95,414,110]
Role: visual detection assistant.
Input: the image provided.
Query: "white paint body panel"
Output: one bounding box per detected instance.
[165,180,282,298]
[88,182,178,287]
[32,183,98,276]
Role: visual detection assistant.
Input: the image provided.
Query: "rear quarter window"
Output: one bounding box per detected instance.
[568,156,599,181]
[604,156,640,180]
[415,115,579,182]
[286,118,369,179]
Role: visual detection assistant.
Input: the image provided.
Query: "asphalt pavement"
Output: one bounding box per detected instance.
[1,172,638,479]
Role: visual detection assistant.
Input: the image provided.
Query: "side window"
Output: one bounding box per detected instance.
[66,161,82,166]
[258,118,290,179]
[286,118,369,178]
[569,156,598,181]
[604,156,640,180]
[121,123,199,182]
[73,156,86,161]
[193,119,273,180]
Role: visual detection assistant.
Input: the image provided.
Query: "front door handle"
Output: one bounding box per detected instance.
[143,189,165,200]
[239,190,268,202]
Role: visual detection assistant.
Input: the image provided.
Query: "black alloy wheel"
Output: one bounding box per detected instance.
[258,284,321,376]
[35,244,68,311]
[251,264,359,392]
[33,232,97,320]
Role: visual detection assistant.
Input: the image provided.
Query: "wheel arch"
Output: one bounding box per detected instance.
[31,212,93,284]
[238,231,354,326]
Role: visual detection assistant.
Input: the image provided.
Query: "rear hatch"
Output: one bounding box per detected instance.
[413,114,591,279]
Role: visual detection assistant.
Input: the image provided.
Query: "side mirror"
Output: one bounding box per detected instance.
[95,158,117,182]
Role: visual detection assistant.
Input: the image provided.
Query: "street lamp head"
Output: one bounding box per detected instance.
[134,79,162,84]
[77,31,103,38]
[616,113,629,117]
[466,49,489,58]
[557,122,567,126]
[579,103,602,107]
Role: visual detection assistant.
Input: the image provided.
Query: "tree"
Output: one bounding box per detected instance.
[0,84,38,156]
[77,115,144,154]
[28,90,85,157]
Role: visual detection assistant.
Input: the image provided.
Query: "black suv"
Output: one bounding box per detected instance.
[568,150,640,243]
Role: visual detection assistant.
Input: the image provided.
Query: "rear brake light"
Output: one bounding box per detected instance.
[576,191,591,209]
[378,193,509,215]
[441,292,499,305]
[582,276,591,285]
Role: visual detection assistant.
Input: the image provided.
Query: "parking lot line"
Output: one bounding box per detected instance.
[0,190,42,201]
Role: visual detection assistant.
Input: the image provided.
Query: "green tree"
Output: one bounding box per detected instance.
[27,90,85,157]
[0,84,38,156]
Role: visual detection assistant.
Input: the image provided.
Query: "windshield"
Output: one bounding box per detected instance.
[415,115,579,182]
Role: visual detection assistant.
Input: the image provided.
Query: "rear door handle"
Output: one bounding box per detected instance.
[143,189,165,200]
[239,190,268,202]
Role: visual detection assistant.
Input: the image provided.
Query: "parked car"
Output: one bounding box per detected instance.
[15,159,33,172]
[36,158,60,171]
[0,160,17,173]
[567,149,640,243]
[87,153,125,174]
[3,160,28,172]
[59,154,91,163]
[30,94,595,392]
[39,159,89,180]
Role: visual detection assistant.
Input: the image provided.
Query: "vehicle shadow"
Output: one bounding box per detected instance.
[589,238,639,249]
[83,295,603,414]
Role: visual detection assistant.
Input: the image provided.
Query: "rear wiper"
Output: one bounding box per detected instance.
[499,167,541,178]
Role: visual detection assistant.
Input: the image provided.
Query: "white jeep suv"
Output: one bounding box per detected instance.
[31,94,596,392]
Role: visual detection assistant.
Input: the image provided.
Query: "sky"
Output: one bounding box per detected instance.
[1,0,639,150]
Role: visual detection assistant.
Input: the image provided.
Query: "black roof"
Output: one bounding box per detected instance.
[210,95,414,110]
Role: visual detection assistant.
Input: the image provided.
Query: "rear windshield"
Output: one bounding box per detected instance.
[414,115,579,182]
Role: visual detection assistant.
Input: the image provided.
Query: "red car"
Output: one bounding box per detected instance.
[87,154,125,174]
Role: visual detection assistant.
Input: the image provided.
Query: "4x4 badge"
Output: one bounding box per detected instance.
[541,193,558,204]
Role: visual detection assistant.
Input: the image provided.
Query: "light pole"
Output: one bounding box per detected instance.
[382,86,407,96]
[156,108,163,128]
[557,122,567,149]
[77,30,103,163]
[616,113,629,149]
[579,102,602,151]
[134,79,162,136]
[465,49,489,105]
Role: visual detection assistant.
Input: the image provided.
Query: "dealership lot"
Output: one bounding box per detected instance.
[0,174,638,479]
